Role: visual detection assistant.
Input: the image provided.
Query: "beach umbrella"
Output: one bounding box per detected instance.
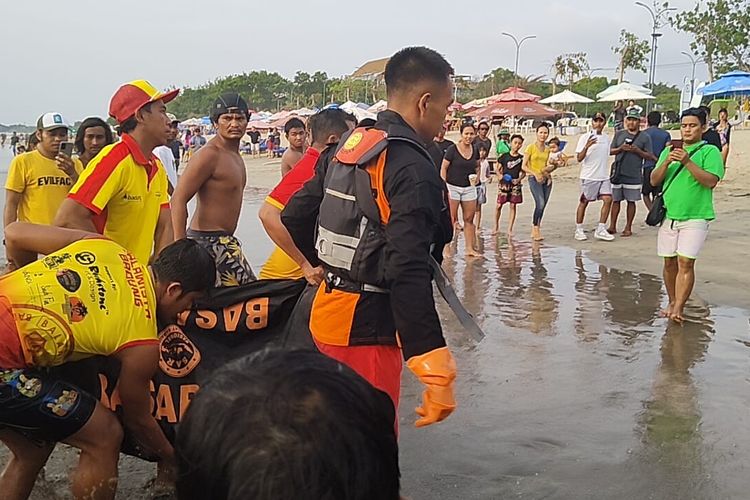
[597,89,655,102]
[700,70,750,97]
[368,100,388,113]
[539,90,594,104]
[468,101,560,119]
[494,87,541,102]
[597,82,652,99]
[448,101,463,112]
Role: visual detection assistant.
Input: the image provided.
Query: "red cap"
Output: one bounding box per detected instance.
[109,80,180,124]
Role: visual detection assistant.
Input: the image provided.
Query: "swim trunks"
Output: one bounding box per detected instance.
[186,229,256,287]
[0,367,97,442]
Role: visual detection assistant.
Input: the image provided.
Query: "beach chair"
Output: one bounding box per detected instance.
[519,118,534,134]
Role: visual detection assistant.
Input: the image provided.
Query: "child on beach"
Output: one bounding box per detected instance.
[493,134,525,235]
[545,137,570,173]
[474,147,491,229]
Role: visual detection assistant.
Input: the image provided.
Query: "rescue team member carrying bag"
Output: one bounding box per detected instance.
[282,108,458,427]
[93,279,306,459]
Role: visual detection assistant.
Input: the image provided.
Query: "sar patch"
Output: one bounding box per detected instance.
[159,325,201,378]
[56,269,82,292]
[44,388,79,417]
[63,296,88,323]
[343,131,364,150]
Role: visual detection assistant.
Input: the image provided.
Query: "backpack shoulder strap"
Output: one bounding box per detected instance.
[335,128,388,166]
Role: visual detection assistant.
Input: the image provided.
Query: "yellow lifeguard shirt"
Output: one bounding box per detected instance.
[5,150,83,225]
[68,134,169,264]
[0,239,158,367]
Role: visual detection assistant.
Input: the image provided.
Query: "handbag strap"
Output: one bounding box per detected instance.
[661,142,707,194]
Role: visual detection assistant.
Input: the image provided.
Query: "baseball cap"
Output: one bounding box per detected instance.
[592,112,607,121]
[626,109,641,119]
[211,92,250,122]
[498,128,510,136]
[36,112,70,131]
[108,80,180,124]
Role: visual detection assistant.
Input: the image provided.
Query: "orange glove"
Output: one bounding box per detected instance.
[406,346,457,428]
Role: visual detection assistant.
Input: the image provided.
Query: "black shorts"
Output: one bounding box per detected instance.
[0,367,97,443]
[642,167,662,197]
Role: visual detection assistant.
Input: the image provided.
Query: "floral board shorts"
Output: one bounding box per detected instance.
[186,229,257,287]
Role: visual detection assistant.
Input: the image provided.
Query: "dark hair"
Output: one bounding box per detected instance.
[647,111,662,127]
[477,122,489,130]
[460,123,476,133]
[548,137,560,146]
[151,239,215,293]
[74,117,114,155]
[356,118,377,128]
[27,133,40,150]
[307,108,352,146]
[118,102,154,134]
[384,46,454,97]
[536,123,550,132]
[681,107,707,126]
[510,134,524,142]
[718,107,728,116]
[176,349,399,500]
[284,117,306,135]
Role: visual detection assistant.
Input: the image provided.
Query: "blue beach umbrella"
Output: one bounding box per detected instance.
[700,71,750,97]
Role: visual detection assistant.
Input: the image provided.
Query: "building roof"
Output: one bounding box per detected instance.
[351,57,389,79]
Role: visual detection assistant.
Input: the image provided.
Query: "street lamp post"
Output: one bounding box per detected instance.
[681,51,703,101]
[635,1,676,113]
[585,67,606,116]
[502,32,536,86]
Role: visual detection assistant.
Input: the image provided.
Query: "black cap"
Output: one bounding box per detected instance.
[211,92,250,122]
[592,112,607,121]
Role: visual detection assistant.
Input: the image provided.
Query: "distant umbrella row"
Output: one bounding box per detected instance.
[179,71,750,130]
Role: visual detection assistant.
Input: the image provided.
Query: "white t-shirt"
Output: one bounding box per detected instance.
[154,145,178,189]
[575,132,612,181]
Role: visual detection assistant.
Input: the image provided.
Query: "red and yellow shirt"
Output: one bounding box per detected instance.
[68,134,169,264]
[5,150,83,225]
[259,147,321,279]
[0,239,158,369]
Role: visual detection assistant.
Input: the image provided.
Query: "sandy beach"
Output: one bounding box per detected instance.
[0,125,748,499]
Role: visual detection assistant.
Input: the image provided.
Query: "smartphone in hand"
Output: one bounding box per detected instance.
[671,139,683,150]
[59,141,74,157]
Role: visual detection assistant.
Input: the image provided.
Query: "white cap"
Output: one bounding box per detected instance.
[36,112,70,131]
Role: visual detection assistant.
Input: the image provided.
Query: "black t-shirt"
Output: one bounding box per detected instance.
[248,131,261,143]
[499,152,524,180]
[429,138,454,168]
[702,129,722,150]
[614,108,626,123]
[473,136,492,156]
[10,135,18,145]
[167,139,182,160]
[444,144,479,187]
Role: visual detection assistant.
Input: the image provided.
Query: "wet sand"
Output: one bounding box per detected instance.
[0,130,749,499]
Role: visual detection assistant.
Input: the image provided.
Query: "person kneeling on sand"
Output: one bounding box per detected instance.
[650,107,724,323]
[0,223,214,500]
[175,350,400,500]
[171,92,256,287]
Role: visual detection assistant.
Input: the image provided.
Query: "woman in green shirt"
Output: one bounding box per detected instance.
[650,107,724,324]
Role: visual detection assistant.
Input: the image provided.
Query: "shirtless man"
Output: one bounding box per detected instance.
[279,117,307,177]
[171,92,256,287]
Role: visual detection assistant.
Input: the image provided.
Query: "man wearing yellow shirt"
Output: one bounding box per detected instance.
[0,222,215,500]
[4,113,82,227]
[55,80,177,264]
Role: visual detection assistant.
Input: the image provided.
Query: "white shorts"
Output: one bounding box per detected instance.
[580,179,612,202]
[251,143,260,152]
[447,184,478,202]
[657,218,709,260]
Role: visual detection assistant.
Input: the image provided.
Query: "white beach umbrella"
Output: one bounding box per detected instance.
[597,89,656,102]
[597,82,652,99]
[539,90,594,104]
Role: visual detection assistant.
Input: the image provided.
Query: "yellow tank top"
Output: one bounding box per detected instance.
[525,143,551,176]
[0,239,158,367]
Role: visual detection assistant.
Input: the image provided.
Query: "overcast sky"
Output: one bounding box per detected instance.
[0,0,706,124]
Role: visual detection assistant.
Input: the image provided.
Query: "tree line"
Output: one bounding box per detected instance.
[165,0,748,118]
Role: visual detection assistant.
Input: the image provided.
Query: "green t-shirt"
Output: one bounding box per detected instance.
[496,140,510,157]
[658,141,724,221]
